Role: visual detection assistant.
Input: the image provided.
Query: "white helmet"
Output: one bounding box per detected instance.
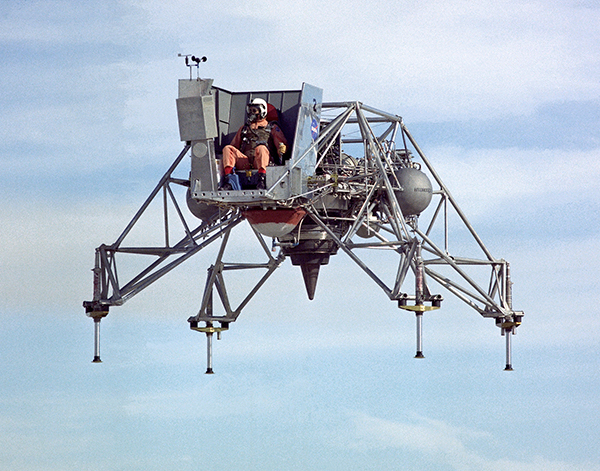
[247,98,268,122]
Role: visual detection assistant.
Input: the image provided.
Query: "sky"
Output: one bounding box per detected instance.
[1,0,600,470]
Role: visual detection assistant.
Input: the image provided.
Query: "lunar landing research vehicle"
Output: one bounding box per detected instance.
[84,56,523,373]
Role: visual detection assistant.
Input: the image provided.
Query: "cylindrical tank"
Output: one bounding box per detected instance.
[393,167,433,216]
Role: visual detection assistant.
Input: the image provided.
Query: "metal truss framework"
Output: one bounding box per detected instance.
[84,101,523,371]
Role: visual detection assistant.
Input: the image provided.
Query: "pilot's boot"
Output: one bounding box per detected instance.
[219,174,233,191]
[257,172,266,190]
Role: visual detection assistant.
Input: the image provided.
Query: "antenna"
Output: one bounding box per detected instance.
[178,53,207,80]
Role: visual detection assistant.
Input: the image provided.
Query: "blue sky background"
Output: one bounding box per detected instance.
[1,0,600,470]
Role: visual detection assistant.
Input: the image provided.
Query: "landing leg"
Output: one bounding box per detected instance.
[206,331,214,374]
[415,312,424,359]
[504,328,513,371]
[93,318,102,363]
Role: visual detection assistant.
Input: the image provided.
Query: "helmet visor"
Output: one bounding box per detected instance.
[246,105,263,122]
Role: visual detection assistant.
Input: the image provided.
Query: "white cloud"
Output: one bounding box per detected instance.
[344,412,600,471]
[0,197,142,313]
[123,376,285,418]
[3,149,600,353]
[4,0,599,180]
[1,3,600,470]
[0,391,121,471]
[0,0,131,45]
[127,0,600,120]
[2,0,599,360]
[424,146,600,219]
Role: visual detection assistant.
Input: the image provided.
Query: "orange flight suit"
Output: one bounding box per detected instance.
[222,118,287,172]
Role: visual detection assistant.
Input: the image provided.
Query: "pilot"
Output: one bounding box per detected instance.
[220,98,287,190]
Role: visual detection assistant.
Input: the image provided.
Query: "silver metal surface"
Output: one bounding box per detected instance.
[93,319,101,363]
[415,313,424,359]
[290,83,323,181]
[176,95,218,141]
[505,328,513,371]
[84,73,523,370]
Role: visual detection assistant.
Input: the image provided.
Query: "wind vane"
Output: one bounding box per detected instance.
[178,53,207,80]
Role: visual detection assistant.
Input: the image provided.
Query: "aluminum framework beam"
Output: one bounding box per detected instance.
[84,93,523,371]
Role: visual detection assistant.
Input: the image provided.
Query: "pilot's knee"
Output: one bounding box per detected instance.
[254,145,269,157]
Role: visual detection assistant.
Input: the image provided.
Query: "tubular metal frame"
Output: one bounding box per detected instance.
[84,100,522,370]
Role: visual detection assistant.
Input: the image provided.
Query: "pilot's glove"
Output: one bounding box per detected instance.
[278,143,287,156]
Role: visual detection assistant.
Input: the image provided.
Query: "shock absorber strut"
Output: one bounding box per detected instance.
[84,249,109,362]
[397,240,442,359]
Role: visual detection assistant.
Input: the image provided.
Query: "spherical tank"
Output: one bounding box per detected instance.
[356,215,380,238]
[243,208,306,238]
[393,167,433,216]
[186,189,220,221]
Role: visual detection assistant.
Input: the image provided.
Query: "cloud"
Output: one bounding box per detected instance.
[0,0,131,45]
[343,412,600,471]
[3,140,600,352]
[0,391,121,471]
[425,145,600,220]
[0,59,180,177]
[4,0,599,181]
[1,0,598,361]
[123,379,281,419]
[122,373,317,421]
[0,197,140,313]
[128,0,600,120]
